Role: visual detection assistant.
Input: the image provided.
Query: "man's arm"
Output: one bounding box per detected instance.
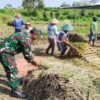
[22,46,38,66]
[21,19,24,25]
[18,36,38,66]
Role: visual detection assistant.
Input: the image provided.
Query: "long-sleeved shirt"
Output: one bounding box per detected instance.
[0,32,33,62]
[13,18,24,30]
[48,24,58,38]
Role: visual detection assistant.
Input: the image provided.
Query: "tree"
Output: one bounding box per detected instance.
[43,10,48,21]
[72,2,82,7]
[55,10,60,19]
[80,9,86,17]
[89,0,99,4]
[22,0,44,11]
[60,2,71,7]
[22,0,34,11]
[50,11,54,18]
[72,0,89,6]
[37,0,44,8]
[5,4,12,8]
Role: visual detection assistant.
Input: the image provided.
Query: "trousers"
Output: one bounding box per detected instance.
[0,53,20,90]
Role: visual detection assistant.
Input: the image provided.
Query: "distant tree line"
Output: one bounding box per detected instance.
[60,0,99,7]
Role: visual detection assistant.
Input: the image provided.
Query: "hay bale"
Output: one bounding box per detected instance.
[69,34,87,42]
[63,34,88,57]
[72,42,89,53]
[65,42,89,57]
[64,42,88,57]
[66,46,81,57]
[23,73,84,100]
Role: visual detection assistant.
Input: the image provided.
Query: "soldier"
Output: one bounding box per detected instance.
[0,28,39,99]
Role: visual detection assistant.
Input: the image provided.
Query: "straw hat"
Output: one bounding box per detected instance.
[50,18,59,24]
[25,22,31,25]
[16,14,21,18]
[61,24,74,31]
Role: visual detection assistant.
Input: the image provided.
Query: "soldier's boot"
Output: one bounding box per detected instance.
[10,88,28,99]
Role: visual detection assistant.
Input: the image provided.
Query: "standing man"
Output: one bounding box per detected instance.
[13,14,24,32]
[46,18,59,55]
[0,28,39,99]
[89,16,98,46]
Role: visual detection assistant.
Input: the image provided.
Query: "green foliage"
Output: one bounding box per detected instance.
[33,10,38,16]
[0,9,5,13]
[22,0,44,11]
[0,8,100,34]
[67,13,80,19]
[62,10,69,16]
[80,9,85,16]
[37,0,44,9]
[50,11,54,18]
[43,10,49,21]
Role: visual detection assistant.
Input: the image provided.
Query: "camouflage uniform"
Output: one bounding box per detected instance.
[0,32,33,90]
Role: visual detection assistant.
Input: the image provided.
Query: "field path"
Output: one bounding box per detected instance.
[0,41,100,100]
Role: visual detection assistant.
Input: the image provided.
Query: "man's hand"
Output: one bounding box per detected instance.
[31,60,39,66]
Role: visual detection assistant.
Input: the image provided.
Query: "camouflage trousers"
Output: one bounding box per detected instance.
[0,53,20,90]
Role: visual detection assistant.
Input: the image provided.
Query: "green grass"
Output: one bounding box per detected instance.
[0,8,100,38]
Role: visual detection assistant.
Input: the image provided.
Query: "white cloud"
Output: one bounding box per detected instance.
[95,2,100,4]
[75,0,90,3]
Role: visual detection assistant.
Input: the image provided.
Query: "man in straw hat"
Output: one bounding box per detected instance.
[22,22,32,35]
[57,24,74,57]
[0,28,39,99]
[46,18,59,55]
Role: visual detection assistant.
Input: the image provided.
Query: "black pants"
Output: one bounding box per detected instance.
[46,37,55,54]
[15,28,21,33]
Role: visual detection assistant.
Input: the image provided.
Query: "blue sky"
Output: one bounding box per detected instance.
[0,0,75,8]
[0,0,22,8]
[0,0,100,8]
[44,0,74,7]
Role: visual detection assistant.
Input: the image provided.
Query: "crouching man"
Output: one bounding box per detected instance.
[0,28,39,99]
[57,24,74,57]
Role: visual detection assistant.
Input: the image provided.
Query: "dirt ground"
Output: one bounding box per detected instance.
[0,41,100,100]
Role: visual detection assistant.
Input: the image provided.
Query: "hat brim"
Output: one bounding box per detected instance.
[62,24,74,31]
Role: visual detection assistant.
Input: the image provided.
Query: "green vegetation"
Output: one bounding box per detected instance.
[0,8,100,38]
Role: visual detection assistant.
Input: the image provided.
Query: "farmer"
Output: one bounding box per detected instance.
[0,28,39,99]
[89,16,98,46]
[13,14,24,32]
[46,18,59,55]
[57,24,74,57]
[22,22,32,35]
